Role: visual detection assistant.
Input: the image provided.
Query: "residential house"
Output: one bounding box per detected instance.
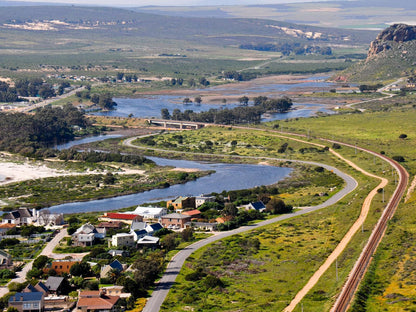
[131,229,147,242]
[97,221,123,230]
[76,290,119,312]
[72,224,106,247]
[195,194,216,208]
[182,209,201,219]
[36,212,64,227]
[44,276,66,295]
[100,286,131,298]
[244,201,267,212]
[2,208,36,225]
[99,213,143,225]
[49,259,80,275]
[107,250,129,257]
[185,222,218,232]
[130,206,167,220]
[23,282,49,296]
[0,223,16,235]
[160,213,192,229]
[100,260,124,279]
[0,250,12,267]
[137,236,160,248]
[145,223,163,235]
[166,196,195,211]
[111,233,135,248]
[8,292,44,312]
[130,220,147,232]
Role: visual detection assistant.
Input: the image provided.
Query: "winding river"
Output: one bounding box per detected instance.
[47,156,292,214]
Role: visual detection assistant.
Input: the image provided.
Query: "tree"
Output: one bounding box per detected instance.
[183,97,192,104]
[116,72,124,81]
[98,93,117,110]
[223,203,238,217]
[161,108,170,120]
[198,77,209,86]
[266,198,292,214]
[91,94,100,104]
[38,84,55,99]
[103,172,116,184]
[27,268,42,279]
[33,255,49,270]
[194,96,202,104]
[70,262,92,277]
[239,96,249,105]
[181,227,194,242]
[161,233,178,251]
[7,307,19,312]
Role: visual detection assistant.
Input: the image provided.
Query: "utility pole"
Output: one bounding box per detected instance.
[336,258,339,281]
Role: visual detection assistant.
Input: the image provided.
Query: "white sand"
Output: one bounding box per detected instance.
[0,161,145,185]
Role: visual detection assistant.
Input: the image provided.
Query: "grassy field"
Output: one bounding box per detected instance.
[125,124,397,311]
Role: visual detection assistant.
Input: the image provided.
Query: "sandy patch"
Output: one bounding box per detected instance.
[170,167,200,173]
[0,161,146,186]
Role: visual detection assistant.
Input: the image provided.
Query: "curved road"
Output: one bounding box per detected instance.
[124,135,358,312]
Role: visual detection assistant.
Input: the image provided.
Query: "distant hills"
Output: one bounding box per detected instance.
[0,5,376,47]
[337,24,416,82]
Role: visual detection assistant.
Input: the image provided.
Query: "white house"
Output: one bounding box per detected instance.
[2,208,37,225]
[111,233,135,247]
[195,194,216,208]
[131,206,167,219]
[72,223,106,247]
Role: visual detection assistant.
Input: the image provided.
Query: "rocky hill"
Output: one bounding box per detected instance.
[339,24,416,82]
[368,24,416,57]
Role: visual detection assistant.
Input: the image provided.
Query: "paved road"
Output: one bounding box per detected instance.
[0,228,70,297]
[14,86,85,113]
[139,150,357,311]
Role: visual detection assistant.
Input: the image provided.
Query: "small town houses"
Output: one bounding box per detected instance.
[2,195,271,311]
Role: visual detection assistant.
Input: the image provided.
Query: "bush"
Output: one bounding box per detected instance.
[203,275,224,289]
[392,155,405,162]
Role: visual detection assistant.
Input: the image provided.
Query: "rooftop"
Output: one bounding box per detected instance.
[9,292,43,302]
[104,213,141,220]
[161,213,192,219]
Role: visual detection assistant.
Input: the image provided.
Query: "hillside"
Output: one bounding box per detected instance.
[0,6,376,46]
[134,0,416,30]
[336,24,416,82]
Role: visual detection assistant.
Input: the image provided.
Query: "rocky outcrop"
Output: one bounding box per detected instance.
[368,24,416,58]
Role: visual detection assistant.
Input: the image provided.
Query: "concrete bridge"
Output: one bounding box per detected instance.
[147,119,205,130]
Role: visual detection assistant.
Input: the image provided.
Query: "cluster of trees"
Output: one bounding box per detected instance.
[239,43,332,56]
[160,96,292,124]
[359,84,383,92]
[0,81,19,102]
[57,150,153,165]
[220,71,258,82]
[75,88,117,110]
[116,72,138,82]
[0,78,64,103]
[0,104,90,156]
[15,78,55,99]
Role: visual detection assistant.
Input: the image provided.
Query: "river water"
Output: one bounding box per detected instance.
[47,157,292,214]
[92,76,334,121]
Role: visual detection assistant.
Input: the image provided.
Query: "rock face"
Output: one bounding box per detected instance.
[368,24,416,58]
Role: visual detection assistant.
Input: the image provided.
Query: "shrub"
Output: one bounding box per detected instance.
[392,155,405,162]
[203,275,224,289]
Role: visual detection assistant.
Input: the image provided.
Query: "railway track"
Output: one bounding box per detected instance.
[329,143,408,311]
